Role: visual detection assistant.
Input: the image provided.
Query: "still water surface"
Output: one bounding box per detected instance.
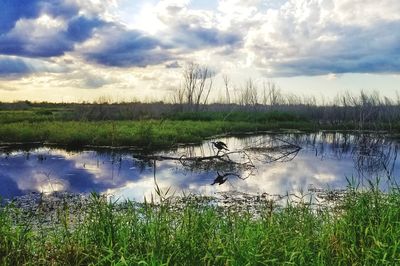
[1,132,399,201]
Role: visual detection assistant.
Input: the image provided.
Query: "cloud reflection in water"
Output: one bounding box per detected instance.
[0,133,399,201]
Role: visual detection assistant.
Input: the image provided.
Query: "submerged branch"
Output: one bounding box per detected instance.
[133,137,301,183]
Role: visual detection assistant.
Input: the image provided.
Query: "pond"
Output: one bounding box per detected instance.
[1,132,399,201]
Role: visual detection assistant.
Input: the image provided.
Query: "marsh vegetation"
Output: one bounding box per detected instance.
[1,85,400,264]
[1,89,400,148]
[1,182,400,265]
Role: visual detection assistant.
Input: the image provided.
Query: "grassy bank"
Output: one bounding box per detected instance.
[1,186,399,265]
[0,120,316,148]
[1,107,400,148]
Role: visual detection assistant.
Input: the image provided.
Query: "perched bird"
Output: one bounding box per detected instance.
[211,141,229,153]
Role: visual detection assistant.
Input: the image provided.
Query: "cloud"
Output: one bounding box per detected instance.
[0,58,32,76]
[0,56,67,77]
[244,0,400,76]
[82,25,172,67]
[218,0,263,15]
[80,0,242,68]
[0,1,104,58]
[83,75,111,88]
[165,61,180,68]
[156,0,242,51]
[67,70,116,89]
[171,24,241,50]
[66,16,105,42]
[2,0,400,82]
[0,0,41,34]
[0,15,71,57]
[0,0,79,34]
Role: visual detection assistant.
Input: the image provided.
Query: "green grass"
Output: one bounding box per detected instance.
[1,185,399,265]
[0,108,316,148]
[0,108,72,124]
[2,107,400,148]
[0,120,315,148]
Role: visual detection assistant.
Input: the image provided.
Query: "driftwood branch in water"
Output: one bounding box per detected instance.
[132,137,301,177]
[133,151,253,166]
[133,137,302,186]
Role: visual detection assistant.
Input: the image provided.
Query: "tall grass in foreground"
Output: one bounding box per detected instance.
[1,186,400,265]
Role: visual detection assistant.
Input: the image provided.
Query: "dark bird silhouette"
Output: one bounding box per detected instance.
[211,172,230,185]
[211,141,229,153]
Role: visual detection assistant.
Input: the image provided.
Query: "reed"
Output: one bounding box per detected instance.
[1,183,399,265]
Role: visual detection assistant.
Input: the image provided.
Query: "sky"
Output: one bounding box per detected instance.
[0,0,400,103]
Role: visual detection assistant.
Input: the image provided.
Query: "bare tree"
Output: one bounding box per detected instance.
[171,87,185,105]
[182,62,214,111]
[263,81,284,107]
[223,74,231,104]
[239,78,258,107]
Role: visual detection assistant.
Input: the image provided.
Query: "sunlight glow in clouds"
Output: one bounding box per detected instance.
[0,0,399,102]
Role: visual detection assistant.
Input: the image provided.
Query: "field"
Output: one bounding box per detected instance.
[1,102,399,148]
[0,104,311,148]
[0,120,317,148]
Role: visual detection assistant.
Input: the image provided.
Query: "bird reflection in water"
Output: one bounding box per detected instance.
[211,172,240,186]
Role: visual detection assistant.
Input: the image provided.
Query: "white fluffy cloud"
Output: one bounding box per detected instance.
[243,0,400,76]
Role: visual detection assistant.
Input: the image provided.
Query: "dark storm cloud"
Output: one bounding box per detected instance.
[0,0,79,34]
[84,21,242,67]
[0,1,102,58]
[172,24,241,49]
[0,0,41,34]
[0,33,75,58]
[0,0,171,67]
[0,0,241,69]
[274,54,400,77]
[0,57,32,76]
[39,0,79,18]
[66,16,105,42]
[84,27,172,67]
[0,57,67,77]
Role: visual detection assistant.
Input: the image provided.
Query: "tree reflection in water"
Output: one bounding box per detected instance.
[1,132,399,200]
[137,132,399,191]
[135,136,302,187]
